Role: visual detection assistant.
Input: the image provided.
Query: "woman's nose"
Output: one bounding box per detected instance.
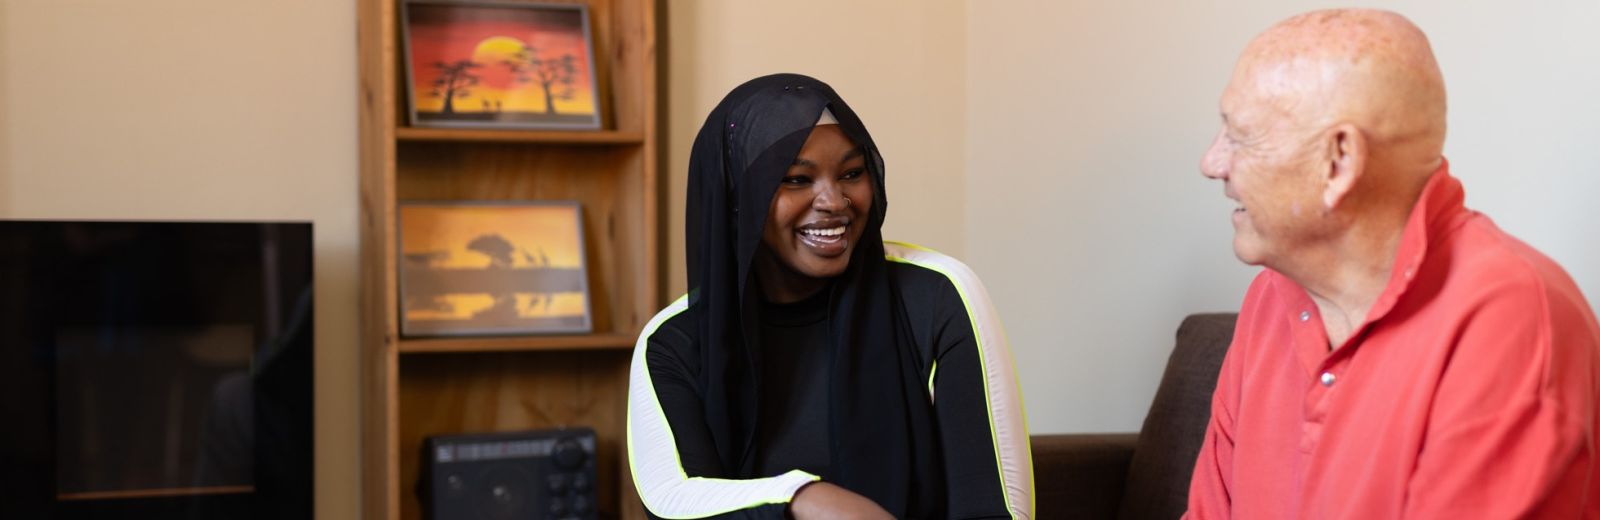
[813,182,847,211]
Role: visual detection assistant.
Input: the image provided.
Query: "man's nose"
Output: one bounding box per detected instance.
[1200,130,1230,181]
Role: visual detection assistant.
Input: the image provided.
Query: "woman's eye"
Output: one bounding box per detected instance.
[781,175,810,185]
[841,169,865,180]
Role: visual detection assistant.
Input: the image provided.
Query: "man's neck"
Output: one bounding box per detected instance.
[1281,156,1440,349]
[1281,218,1407,349]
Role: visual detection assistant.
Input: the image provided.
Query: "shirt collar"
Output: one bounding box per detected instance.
[1360,158,1466,326]
[1275,158,1468,359]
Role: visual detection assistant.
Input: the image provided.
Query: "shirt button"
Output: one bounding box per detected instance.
[1299,311,1311,322]
[1320,372,1337,387]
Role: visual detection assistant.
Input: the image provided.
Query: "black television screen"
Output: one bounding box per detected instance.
[0,221,313,519]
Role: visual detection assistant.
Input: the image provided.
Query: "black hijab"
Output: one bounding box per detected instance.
[685,73,941,516]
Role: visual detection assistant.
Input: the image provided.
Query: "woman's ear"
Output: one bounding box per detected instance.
[1322,123,1367,210]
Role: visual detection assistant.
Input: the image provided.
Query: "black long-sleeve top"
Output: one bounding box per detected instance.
[626,243,1034,519]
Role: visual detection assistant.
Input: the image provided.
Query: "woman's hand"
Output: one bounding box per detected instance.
[788,482,894,520]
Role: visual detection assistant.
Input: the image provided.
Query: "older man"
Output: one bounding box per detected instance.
[1187,9,1600,518]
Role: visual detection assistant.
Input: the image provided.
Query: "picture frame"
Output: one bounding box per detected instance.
[397,201,593,337]
[401,0,603,130]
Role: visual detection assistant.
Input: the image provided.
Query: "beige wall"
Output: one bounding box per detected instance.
[662,0,968,297]
[1,1,967,517]
[6,1,1596,514]
[968,0,1600,433]
[0,1,359,518]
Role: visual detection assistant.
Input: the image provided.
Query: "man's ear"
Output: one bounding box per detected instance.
[1323,123,1366,210]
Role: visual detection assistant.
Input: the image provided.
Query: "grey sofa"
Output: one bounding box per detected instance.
[1030,313,1237,520]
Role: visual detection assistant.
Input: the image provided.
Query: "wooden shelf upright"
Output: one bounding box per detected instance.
[357,0,657,518]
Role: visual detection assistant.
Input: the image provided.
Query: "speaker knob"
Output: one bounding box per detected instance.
[572,473,590,493]
[552,437,586,469]
[544,474,566,494]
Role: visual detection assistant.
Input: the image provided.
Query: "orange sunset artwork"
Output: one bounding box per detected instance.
[405,3,599,128]
[399,203,591,336]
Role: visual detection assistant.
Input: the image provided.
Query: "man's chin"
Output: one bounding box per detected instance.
[1232,239,1267,267]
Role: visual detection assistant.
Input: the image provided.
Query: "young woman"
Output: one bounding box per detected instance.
[628,74,1032,519]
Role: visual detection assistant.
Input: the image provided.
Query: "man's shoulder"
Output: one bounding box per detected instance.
[1424,215,1600,406]
[1442,215,1593,320]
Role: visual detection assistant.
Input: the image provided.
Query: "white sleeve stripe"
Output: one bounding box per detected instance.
[884,241,1036,520]
[627,295,821,519]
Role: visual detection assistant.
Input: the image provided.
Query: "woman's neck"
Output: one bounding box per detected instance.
[752,249,830,303]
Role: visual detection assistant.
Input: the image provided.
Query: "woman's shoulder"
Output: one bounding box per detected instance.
[883,242,1006,353]
[883,241,989,297]
[635,294,699,351]
[882,241,995,317]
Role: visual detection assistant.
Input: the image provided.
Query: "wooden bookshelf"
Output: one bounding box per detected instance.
[395,127,645,144]
[397,333,636,354]
[56,486,255,501]
[357,0,657,518]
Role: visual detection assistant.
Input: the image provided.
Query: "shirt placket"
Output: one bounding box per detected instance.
[1292,308,1339,454]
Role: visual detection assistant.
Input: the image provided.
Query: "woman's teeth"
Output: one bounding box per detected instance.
[801,226,846,237]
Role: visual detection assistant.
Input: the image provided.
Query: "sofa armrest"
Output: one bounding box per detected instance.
[1031,433,1138,520]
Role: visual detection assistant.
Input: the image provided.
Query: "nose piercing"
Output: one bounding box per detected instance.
[843,197,852,208]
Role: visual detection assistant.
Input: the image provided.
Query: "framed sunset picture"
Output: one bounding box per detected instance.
[397,201,593,336]
[401,1,602,130]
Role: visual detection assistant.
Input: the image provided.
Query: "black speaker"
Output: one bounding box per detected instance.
[420,428,599,520]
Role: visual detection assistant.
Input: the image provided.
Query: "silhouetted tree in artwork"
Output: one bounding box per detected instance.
[429,60,482,114]
[466,234,515,268]
[504,45,578,114]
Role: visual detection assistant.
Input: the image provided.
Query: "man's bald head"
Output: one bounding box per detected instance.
[1202,9,1452,272]
[1229,9,1447,162]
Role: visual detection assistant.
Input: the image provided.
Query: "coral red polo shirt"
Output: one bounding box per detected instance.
[1185,162,1600,519]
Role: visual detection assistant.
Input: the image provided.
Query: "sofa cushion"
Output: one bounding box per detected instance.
[1031,433,1138,519]
[1117,313,1236,520]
